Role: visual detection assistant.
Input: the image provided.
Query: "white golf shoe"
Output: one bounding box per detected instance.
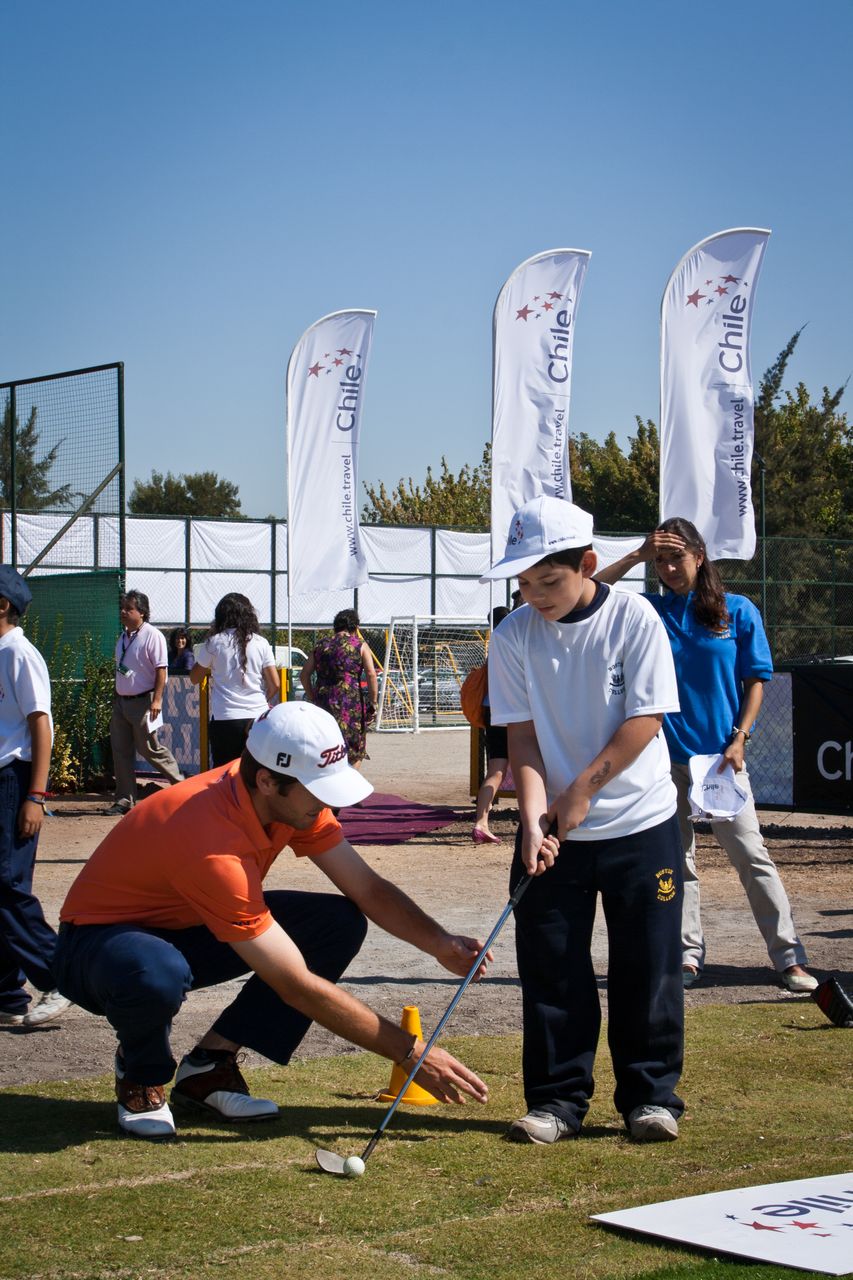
[171,1049,279,1121]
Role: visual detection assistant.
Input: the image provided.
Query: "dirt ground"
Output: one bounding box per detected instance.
[2,729,851,1088]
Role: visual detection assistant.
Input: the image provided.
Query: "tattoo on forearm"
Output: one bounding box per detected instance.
[590,760,612,788]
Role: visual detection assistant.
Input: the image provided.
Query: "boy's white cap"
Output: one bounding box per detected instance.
[480,495,595,581]
[687,754,748,823]
[246,702,373,809]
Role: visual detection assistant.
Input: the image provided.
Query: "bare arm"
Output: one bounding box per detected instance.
[189,662,209,686]
[594,530,686,586]
[299,654,316,701]
[551,714,665,839]
[263,663,281,703]
[312,840,492,980]
[231,921,487,1104]
[720,677,764,773]
[150,666,167,719]
[507,720,560,877]
[19,711,51,839]
[360,643,379,705]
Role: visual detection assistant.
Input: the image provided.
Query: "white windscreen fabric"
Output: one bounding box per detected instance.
[13,512,94,567]
[191,520,272,571]
[362,525,432,573]
[127,519,185,569]
[436,576,493,618]
[593,535,646,592]
[435,529,490,574]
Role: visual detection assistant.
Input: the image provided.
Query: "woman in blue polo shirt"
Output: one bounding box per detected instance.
[597,517,816,994]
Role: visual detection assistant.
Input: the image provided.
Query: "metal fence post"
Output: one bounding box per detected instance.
[9,384,16,568]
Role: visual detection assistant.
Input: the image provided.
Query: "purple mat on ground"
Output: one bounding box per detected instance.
[337,791,460,845]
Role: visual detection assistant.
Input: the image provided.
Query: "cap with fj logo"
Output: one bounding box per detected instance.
[246,702,373,809]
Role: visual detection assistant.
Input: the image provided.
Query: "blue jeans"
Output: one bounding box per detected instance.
[511,813,684,1130]
[0,760,57,1011]
[54,890,367,1084]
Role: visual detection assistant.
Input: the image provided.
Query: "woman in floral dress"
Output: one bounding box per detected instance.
[301,610,378,768]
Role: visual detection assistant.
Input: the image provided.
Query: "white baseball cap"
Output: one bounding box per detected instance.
[480,495,595,581]
[687,754,748,823]
[246,702,373,809]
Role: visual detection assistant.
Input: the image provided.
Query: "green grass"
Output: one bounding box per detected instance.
[1,1003,850,1280]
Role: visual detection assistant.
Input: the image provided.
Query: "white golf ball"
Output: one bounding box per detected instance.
[343,1155,365,1178]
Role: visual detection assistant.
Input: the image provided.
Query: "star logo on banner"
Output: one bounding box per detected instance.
[790,1222,822,1230]
[684,274,751,320]
[306,348,363,384]
[514,287,573,322]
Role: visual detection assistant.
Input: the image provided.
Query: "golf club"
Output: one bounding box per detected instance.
[315,872,534,1176]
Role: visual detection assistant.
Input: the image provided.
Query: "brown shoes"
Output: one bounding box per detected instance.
[115,1056,175,1139]
[171,1049,279,1121]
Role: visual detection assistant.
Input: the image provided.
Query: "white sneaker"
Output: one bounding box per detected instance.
[627,1105,679,1142]
[22,990,72,1027]
[172,1050,279,1121]
[115,1055,176,1140]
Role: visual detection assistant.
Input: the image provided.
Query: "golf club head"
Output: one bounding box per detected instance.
[315,1148,348,1176]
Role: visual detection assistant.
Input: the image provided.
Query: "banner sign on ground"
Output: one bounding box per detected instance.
[594,1172,853,1274]
[792,665,853,812]
[491,248,591,565]
[660,228,770,561]
[286,309,376,593]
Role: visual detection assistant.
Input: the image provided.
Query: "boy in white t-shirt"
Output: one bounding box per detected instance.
[483,497,685,1144]
[0,566,70,1027]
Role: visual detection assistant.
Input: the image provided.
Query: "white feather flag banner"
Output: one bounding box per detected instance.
[491,248,591,565]
[660,228,770,560]
[286,309,375,594]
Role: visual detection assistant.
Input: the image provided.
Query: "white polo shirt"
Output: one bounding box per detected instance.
[488,586,679,841]
[195,631,276,720]
[0,627,53,767]
[114,622,168,696]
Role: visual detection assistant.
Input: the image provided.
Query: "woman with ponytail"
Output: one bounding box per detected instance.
[191,593,280,767]
[597,518,816,994]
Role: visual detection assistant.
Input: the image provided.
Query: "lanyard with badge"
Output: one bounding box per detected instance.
[117,629,138,677]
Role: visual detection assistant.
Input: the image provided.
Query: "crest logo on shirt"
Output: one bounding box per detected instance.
[655,868,676,903]
[608,660,625,695]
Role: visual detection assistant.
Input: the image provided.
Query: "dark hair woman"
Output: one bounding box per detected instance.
[168,627,195,673]
[596,517,816,994]
[300,609,378,770]
[190,593,280,768]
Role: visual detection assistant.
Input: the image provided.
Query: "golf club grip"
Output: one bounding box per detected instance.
[362,875,534,1156]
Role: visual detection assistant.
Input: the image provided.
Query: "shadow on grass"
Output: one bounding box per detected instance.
[0,1094,510,1155]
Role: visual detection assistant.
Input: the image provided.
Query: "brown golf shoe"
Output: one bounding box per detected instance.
[115,1059,175,1140]
[171,1049,279,1121]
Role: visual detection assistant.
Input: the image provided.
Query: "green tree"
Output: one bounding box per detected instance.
[753,331,851,538]
[362,444,492,527]
[570,419,659,531]
[1,402,75,510]
[128,470,242,517]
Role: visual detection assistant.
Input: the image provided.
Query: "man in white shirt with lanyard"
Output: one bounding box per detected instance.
[107,589,183,816]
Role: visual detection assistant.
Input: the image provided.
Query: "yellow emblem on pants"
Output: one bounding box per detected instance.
[655,868,676,902]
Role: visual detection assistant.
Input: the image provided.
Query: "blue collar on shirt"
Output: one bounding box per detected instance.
[557,581,609,625]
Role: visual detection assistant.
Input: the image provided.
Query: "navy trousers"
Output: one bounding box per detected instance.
[54,890,367,1084]
[511,813,684,1131]
[0,760,57,1012]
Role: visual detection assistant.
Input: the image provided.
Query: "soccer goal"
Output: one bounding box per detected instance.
[376,616,488,731]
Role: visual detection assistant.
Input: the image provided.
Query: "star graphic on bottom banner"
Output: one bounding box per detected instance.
[746,1222,785,1232]
[790,1222,822,1230]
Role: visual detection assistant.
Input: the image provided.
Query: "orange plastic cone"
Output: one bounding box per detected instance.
[377,1005,440,1105]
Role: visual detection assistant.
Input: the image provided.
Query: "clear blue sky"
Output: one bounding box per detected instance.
[2,0,851,518]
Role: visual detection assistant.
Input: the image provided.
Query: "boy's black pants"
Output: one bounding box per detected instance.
[511,812,684,1132]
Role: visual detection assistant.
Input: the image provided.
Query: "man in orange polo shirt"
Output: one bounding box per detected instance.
[56,702,490,1140]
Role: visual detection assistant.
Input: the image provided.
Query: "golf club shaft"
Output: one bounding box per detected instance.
[361,873,533,1161]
